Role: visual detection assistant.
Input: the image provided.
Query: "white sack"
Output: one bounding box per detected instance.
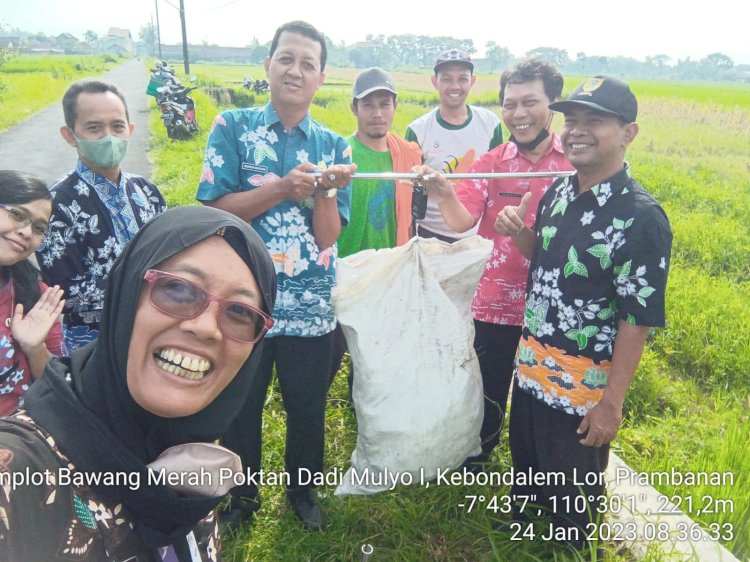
[333,236,493,495]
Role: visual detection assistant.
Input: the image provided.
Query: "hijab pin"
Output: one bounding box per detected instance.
[215,226,226,237]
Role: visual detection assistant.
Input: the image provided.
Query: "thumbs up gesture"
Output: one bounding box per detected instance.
[494,191,532,236]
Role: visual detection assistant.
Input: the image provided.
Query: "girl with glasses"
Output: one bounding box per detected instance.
[0,206,276,561]
[0,170,65,416]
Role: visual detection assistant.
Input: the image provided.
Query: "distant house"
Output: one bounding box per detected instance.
[102,27,135,55]
[55,32,81,53]
[23,37,63,55]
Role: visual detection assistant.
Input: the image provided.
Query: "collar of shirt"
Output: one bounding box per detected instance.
[263,102,312,138]
[76,159,125,198]
[503,132,565,163]
[559,162,632,208]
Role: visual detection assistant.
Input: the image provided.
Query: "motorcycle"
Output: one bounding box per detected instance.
[253,79,269,94]
[147,64,181,97]
[157,80,199,140]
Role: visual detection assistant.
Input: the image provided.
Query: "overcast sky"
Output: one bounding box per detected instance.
[2,0,749,65]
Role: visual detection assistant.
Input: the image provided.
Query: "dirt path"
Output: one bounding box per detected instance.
[0,58,153,184]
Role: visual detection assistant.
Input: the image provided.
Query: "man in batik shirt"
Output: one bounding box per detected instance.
[36,80,166,350]
[197,21,355,532]
[417,58,573,471]
[495,76,672,553]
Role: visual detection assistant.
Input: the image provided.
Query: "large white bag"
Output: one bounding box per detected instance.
[333,236,493,495]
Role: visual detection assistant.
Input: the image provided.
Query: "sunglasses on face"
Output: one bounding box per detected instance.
[0,204,48,237]
[143,269,274,344]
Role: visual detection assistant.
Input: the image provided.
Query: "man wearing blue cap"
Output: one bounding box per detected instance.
[495,76,672,554]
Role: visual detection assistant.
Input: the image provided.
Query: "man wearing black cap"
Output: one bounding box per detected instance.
[406,49,503,242]
[339,67,422,254]
[495,76,672,553]
[329,67,422,393]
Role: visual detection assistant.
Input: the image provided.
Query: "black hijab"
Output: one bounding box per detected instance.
[25,206,276,548]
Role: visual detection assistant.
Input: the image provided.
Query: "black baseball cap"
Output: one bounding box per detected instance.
[352,67,397,100]
[434,49,474,73]
[549,76,638,123]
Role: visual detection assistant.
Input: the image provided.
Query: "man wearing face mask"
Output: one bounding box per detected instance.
[414,59,572,471]
[36,80,167,351]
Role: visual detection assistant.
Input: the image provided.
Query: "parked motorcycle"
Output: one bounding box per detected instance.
[147,61,181,93]
[242,76,269,95]
[157,80,199,140]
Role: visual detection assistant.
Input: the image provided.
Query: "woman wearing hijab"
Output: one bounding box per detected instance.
[0,206,276,562]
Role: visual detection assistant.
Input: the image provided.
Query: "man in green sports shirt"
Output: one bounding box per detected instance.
[330,67,422,388]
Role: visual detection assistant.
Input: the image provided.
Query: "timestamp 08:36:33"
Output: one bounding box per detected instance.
[458,494,735,543]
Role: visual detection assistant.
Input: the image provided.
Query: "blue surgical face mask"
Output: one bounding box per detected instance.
[76,135,129,169]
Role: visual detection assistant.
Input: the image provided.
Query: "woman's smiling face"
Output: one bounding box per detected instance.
[126,236,262,418]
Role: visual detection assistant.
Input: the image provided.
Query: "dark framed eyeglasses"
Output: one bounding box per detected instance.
[0,204,48,237]
[143,269,274,344]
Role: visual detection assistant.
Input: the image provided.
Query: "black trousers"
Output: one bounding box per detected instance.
[328,324,353,400]
[222,332,334,497]
[509,379,610,548]
[473,320,522,459]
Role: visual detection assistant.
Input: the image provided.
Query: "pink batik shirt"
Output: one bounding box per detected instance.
[455,134,573,326]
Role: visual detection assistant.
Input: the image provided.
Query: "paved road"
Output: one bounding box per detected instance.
[0,58,153,184]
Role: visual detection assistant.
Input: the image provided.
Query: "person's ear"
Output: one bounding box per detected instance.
[470,74,477,87]
[431,75,438,90]
[623,122,639,147]
[128,122,135,136]
[60,125,78,148]
[263,56,271,75]
[350,101,357,116]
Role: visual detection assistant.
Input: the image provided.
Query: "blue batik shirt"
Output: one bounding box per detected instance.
[197,103,352,337]
[36,160,167,350]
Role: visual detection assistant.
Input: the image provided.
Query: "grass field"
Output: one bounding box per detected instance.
[146,62,750,561]
[0,54,119,131]
[2,54,740,559]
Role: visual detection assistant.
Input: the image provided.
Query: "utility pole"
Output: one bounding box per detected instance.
[179,0,190,74]
[154,0,162,59]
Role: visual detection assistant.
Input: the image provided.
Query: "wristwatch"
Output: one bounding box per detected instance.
[316,187,337,199]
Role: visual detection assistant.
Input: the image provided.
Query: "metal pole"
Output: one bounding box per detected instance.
[311,171,575,181]
[154,0,162,59]
[179,0,189,74]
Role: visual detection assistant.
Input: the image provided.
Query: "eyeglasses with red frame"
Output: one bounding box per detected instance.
[143,269,273,343]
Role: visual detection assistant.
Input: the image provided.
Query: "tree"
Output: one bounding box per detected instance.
[0,21,12,72]
[647,54,671,69]
[246,37,268,64]
[138,23,157,56]
[525,47,569,68]
[485,41,513,71]
[701,52,733,69]
[576,51,588,74]
[84,30,98,44]
[699,52,734,80]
